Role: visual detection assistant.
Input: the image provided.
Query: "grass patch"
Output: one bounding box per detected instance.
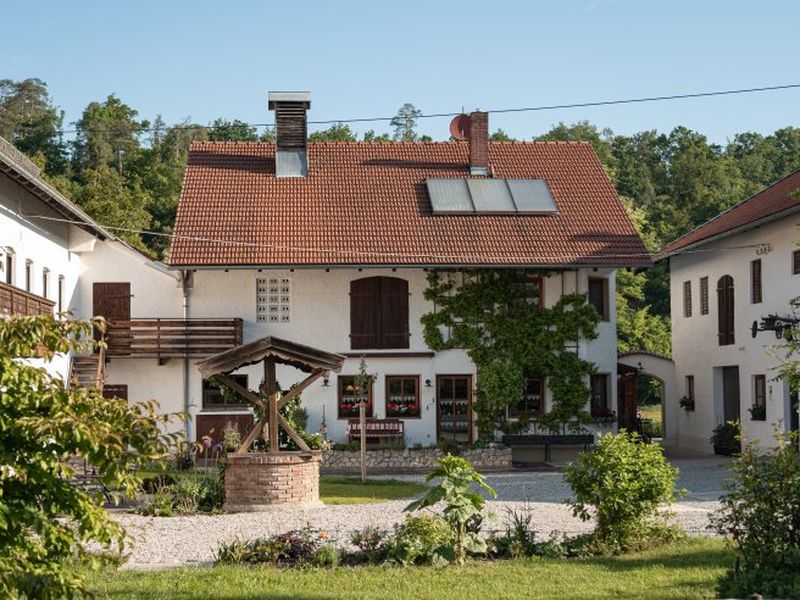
[320,477,425,505]
[87,538,731,599]
[639,404,663,437]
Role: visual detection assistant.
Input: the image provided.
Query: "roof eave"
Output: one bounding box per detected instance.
[656,204,800,261]
[166,259,652,271]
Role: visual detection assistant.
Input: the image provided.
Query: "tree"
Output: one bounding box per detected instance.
[489,129,516,142]
[538,121,616,178]
[391,103,422,142]
[0,78,68,176]
[309,122,357,142]
[363,129,391,142]
[207,118,259,142]
[0,316,173,598]
[74,165,152,248]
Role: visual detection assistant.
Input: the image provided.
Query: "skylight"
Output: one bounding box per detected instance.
[427,178,557,214]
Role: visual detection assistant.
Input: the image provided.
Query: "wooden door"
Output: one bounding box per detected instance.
[93,282,132,351]
[617,373,638,431]
[722,366,741,422]
[436,375,472,444]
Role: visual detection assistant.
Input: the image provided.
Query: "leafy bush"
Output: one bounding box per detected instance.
[713,430,800,598]
[564,432,684,554]
[405,455,496,563]
[0,316,173,599]
[349,527,389,564]
[710,421,741,455]
[136,471,224,515]
[385,515,453,566]
[490,507,567,559]
[215,527,332,567]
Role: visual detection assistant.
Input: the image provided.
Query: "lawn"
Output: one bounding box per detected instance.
[319,476,425,504]
[639,403,663,437]
[87,538,732,600]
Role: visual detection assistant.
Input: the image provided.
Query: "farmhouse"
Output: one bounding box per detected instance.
[1,92,651,447]
[659,170,800,452]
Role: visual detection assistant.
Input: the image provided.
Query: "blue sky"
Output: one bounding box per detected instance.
[2,0,798,144]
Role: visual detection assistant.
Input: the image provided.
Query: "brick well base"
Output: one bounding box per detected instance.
[224,451,322,512]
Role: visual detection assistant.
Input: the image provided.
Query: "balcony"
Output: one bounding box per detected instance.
[0,280,55,318]
[105,318,243,359]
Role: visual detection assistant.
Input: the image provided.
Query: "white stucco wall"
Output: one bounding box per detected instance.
[669,215,800,452]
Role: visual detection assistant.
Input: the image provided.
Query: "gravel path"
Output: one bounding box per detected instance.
[113,499,719,568]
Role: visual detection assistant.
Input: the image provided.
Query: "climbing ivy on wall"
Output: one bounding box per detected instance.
[421,269,600,440]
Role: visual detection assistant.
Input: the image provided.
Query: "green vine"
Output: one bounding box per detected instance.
[422,269,599,439]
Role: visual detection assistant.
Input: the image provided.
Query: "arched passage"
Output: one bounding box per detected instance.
[618,351,676,444]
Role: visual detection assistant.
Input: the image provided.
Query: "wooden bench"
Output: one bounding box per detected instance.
[347,418,404,445]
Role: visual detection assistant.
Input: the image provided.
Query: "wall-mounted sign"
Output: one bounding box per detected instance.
[756,243,773,256]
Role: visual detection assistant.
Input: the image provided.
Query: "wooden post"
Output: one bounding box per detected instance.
[262,358,278,452]
[269,393,280,453]
[359,400,367,483]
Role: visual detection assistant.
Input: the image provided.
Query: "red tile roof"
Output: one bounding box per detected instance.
[169,141,650,267]
[659,170,800,258]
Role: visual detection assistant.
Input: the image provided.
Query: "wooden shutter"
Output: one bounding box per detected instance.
[717,275,735,345]
[700,277,709,315]
[350,277,381,349]
[380,277,410,349]
[93,282,132,321]
[751,259,762,304]
[683,281,692,317]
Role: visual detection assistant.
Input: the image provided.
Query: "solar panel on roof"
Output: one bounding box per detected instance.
[506,179,558,213]
[426,179,474,212]
[466,179,516,212]
[428,178,557,214]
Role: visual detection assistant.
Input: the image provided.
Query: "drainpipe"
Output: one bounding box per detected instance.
[181,270,194,440]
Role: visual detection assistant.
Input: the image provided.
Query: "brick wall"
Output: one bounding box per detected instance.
[224,451,321,511]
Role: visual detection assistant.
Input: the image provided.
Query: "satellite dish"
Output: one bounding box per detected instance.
[450,114,471,141]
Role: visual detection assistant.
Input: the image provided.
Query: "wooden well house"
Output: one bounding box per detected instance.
[197,336,344,511]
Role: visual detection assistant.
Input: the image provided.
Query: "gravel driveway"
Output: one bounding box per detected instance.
[114,453,731,568]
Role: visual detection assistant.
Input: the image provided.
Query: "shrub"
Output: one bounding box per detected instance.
[385,515,453,566]
[312,543,340,568]
[349,527,389,564]
[564,432,684,554]
[490,506,568,559]
[214,527,332,567]
[710,421,741,455]
[405,455,496,563]
[713,430,800,598]
[136,471,224,516]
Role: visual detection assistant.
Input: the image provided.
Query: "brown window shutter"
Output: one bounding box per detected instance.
[379,277,410,349]
[350,277,381,349]
[717,275,735,345]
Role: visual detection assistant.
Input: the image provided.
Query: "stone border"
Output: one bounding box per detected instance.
[320,447,512,474]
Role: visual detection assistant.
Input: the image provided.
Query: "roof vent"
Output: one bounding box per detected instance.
[268,91,311,178]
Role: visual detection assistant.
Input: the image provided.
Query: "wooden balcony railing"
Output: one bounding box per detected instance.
[0,280,55,318]
[105,318,243,359]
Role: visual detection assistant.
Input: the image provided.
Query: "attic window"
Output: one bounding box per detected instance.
[426,179,557,214]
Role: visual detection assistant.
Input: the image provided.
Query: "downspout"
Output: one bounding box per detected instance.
[181,270,194,440]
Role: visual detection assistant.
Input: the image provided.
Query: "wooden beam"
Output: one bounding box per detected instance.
[215,374,266,410]
[268,393,279,453]
[278,413,311,452]
[277,369,327,409]
[236,417,266,454]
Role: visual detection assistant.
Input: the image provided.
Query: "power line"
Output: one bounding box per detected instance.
[54,82,800,135]
[24,213,763,262]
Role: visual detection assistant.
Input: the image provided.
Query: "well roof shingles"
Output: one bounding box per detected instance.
[169,141,649,267]
[660,170,800,257]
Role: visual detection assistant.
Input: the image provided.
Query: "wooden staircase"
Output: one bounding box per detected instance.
[69,351,105,394]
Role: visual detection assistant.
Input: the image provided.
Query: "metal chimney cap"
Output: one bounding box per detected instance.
[268,91,311,109]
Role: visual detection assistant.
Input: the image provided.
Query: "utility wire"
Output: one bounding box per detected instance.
[54,82,800,135]
[24,214,765,262]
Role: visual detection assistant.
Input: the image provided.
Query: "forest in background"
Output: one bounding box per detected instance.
[3,77,800,356]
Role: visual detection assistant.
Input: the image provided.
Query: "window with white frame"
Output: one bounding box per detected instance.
[256,276,291,323]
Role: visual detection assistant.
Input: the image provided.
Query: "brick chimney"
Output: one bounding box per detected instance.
[469,111,489,176]
[268,91,311,177]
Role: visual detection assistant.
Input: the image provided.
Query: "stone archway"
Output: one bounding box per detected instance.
[618,351,676,444]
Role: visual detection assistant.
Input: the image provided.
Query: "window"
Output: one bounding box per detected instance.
[202,375,249,409]
[752,375,766,421]
[686,375,695,401]
[256,276,290,323]
[25,260,32,292]
[717,275,735,346]
[590,374,610,416]
[42,268,49,299]
[350,276,409,349]
[683,280,692,317]
[588,278,609,321]
[521,272,543,313]
[751,259,762,304]
[57,275,64,313]
[700,277,709,315]
[508,378,544,419]
[338,375,373,419]
[3,248,13,285]
[386,376,420,418]
[794,249,800,275]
